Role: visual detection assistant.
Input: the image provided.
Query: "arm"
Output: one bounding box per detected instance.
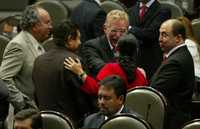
[0,43,26,111]
[150,60,182,95]
[64,57,99,95]
[80,41,106,76]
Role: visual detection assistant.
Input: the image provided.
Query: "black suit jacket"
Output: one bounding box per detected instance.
[0,79,9,121]
[128,1,171,79]
[82,106,134,129]
[150,45,195,129]
[71,0,106,43]
[80,35,116,77]
[33,46,95,128]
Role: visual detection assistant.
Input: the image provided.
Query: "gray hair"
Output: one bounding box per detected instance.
[20,5,41,30]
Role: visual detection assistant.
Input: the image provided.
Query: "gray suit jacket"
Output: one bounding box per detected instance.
[0,31,45,111]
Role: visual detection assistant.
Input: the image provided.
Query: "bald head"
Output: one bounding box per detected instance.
[159,19,186,53]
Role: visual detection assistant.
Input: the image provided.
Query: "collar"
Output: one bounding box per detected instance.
[104,105,124,120]
[166,43,186,58]
[140,0,155,8]
[94,0,101,5]
[24,30,45,54]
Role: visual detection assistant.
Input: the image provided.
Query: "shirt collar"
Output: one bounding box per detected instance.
[140,0,155,8]
[166,43,186,58]
[94,0,101,5]
[104,105,124,120]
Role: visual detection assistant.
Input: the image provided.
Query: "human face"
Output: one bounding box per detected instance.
[98,85,124,117]
[67,30,81,52]
[34,8,52,42]
[159,21,177,54]
[14,119,33,129]
[104,19,128,48]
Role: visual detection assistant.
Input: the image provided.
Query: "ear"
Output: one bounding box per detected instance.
[175,34,183,43]
[103,24,107,33]
[118,95,125,104]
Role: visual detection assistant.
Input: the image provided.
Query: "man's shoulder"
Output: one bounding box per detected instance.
[83,36,106,47]
[85,112,101,120]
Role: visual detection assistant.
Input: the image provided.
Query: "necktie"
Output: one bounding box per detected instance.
[140,4,147,21]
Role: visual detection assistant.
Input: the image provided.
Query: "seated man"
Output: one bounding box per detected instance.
[14,109,42,129]
[82,75,140,128]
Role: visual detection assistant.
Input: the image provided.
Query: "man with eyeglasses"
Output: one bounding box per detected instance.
[79,10,129,77]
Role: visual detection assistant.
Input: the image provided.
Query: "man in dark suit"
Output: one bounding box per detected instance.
[80,10,129,77]
[0,79,9,128]
[71,0,106,43]
[150,19,195,129]
[32,20,94,128]
[83,75,138,129]
[128,0,171,79]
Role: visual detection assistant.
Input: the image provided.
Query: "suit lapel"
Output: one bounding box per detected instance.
[22,31,43,58]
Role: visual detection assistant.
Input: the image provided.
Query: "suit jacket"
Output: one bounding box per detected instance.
[71,0,106,43]
[0,79,9,121]
[80,35,116,77]
[0,31,44,111]
[83,106,134,129]
[150,45,195,129]
[128,1,171,79]
[33,46,95,128]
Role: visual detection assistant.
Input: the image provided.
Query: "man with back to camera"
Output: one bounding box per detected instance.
[150,19,195,129]
[82,75,140,128]
[0,4,52,113]
[33,20,95,128]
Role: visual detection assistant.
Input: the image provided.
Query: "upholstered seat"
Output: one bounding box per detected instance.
[40,110,74,129]
[125,87,167,129]
[192,20,200,43]
[159,1,183,18]
[99,114,152,129]
[181,119,200,129]
[0,35,10,65]
[36,0,69,27]
[101,0,127,13]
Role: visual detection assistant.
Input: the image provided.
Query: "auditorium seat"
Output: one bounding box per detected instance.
[99,114,152,129]
[159,1,183,18]
[36,0,70,27]
[0,35,10,65]
[181,119,200,129]
[192,19,200,43]
[125,87,167,129]
[101,0,128,13]
[40,110,74,129]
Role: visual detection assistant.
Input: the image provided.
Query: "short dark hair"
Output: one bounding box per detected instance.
[171,19,186,40]
[14,109,42,129]
[20,4,42,30]
[99,75,127,102]
[52,19,79,47]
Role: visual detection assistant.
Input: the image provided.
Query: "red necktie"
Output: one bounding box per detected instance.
[140,4,147,21]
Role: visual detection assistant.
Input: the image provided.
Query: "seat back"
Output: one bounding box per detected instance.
[101,0,127,13]
[125,87,167,129]
[36,0,69,27]
[99,114,152,129]
[181,119,200,129]
[192,20,200,43]
[159,1,183,18]
[0,35,10,65]
[40,111,74,129]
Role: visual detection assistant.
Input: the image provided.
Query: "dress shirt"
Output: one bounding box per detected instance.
[166,43,186,58]
[105,105,124,120]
